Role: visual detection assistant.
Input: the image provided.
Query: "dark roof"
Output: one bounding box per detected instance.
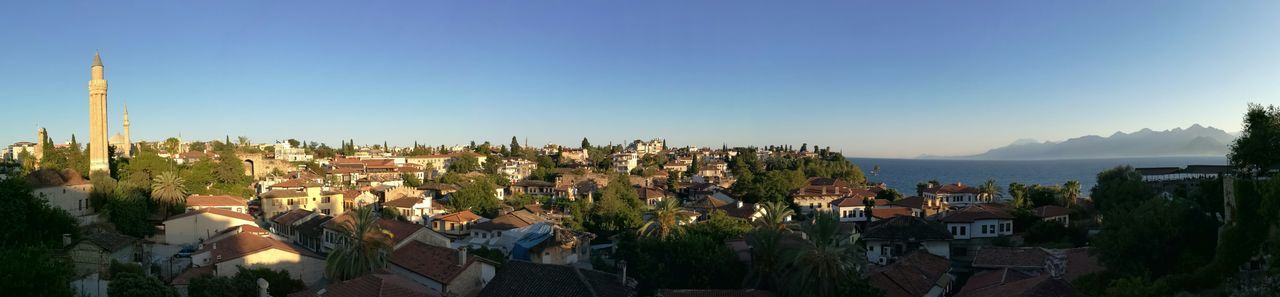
[868,251,951,297]
[513,179,555,187]
[715,202,759,220]
[389,241,477,285]
[870,207,914,220]
[323,214,427,247]
[955,268,1035,296]
[1031,205,1071,218]
[289,273,440,297]
[271,209,315,226]
[1137,165,1232,176]
[295,216,333,238]
[955,274,1078,297]
[83,231,138,252]
[479,261,635,297]
[472,210,542,231]
[1135,167,1182,176]
[891,196,925,209]
[863,215,952,242]
[972,247,1050,269]
[658,289,777,297]
[938,204,1014,223]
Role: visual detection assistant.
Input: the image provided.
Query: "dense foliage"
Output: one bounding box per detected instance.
[0,178,79,297]
[188,266,306,297]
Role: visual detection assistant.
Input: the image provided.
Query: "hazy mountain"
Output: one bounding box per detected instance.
[955,124,1236,160]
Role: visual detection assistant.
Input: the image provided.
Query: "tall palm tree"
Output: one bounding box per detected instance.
[980,178,1000,203]
[783,211,869,297]
[757,201,795,232]
[236,136,250,148]
[639,199,684,240]
[744,200,797,290]
[151,171,187,218]
[326,207,394,281]
[1063,180,1081,208]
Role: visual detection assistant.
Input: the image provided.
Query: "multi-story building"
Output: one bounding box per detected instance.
[923,182,990,210]
[259,179,345,218]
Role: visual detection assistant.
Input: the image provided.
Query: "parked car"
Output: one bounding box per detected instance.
[174,245,197,258]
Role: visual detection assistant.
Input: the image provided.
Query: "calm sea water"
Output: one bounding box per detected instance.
[848,156,1228,194]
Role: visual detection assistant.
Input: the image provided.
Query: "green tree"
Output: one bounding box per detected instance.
[1090,166,1153,212]
[109,272,179,297]
[581,137,590,149]
[0,177,79,297]
[448,154,480,173]
[325,207,394,281]
[188,141,206,152]
[448,180,501,216]
[876,188,903,202]
[163,137,181,155]
[980,178,1000,202]
[1008,182,1029,209]
[639,199,684,240]
[783,211,878,297]
[1093,197,1217,278]
[401,173,422,188]
[584,174,644,239]
[1063,180,1081,208]
[1228,103,1280,177]
[151,171,187,218]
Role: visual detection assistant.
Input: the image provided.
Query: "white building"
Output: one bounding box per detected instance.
[612,152,639,174]
[273,142,313,162]
[923,182,991,209]
[936,205,1014,240]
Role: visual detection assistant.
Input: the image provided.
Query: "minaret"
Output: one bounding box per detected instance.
[122,101,132,157]
[35,127,47,167]
[88,52,110,175]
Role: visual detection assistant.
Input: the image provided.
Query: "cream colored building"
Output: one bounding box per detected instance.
[27,169,95,224]
[259,179,345,218]
[162,208,258,246]
[191,233,326,285]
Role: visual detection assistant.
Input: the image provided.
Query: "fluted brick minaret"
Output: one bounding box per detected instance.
[88,52,110,175]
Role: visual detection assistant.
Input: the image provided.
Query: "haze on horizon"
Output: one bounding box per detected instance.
[1,1,1277,158]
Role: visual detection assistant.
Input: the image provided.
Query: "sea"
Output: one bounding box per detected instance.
[847,156,1229,194]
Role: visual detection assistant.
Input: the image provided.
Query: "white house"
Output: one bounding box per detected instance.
[923,182,990,209]
[190,233,327,285]
[937,204,1015,240]
[863,215,953,266]
[163,208,258,246]
[832,197,871,222]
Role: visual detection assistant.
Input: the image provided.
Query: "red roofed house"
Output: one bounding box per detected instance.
[868,250,955,297]
[389,241,497,297]
[936,204,1014,240]
[163,208,258,246]
[869,207,916,222]
[923,182,991,210]
[185,194,248,214]
[190,233,326,285]
[1032,205,1071,227]
[431,210,482,238]
[321,214,450,253]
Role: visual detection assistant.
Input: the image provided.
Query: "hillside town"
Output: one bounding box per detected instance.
[3,53,1280,297]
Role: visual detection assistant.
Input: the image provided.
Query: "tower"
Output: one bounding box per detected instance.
[122,101,131,156]
[88,52,110,175]
[35,127,47,167]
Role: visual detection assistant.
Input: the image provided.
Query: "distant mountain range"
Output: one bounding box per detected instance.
[931,124,1238,160]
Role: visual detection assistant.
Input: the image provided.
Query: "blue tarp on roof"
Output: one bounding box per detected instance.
[511,231,553,261]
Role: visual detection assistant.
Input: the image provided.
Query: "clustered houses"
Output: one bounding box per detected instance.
[38,135,1094,297]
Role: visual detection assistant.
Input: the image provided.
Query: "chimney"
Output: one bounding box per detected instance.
[736,200,743,208]
[62,234,71,246]
[257,278,270,297]
[618,260,628,283]
[457,247,467,266]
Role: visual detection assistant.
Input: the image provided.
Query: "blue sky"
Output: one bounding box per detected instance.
[2,1,1277,158]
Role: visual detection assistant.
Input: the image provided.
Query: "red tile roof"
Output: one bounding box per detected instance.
[938,204,1014,223]
[432,210,481,222]
[185,195,246,207]
[289,273,440,297]
[197,233,311,264]
[322,214,426,247]
[167,208,256,223]
[891,196,925,209]
[270,179,321,188]
[923,183,981,194]
[972,247,1050,269]
[954,274,1078,297]
[870,207,914,220]
[389,241,477,285]
[1032,205,1071,219]
[270,209,315,226]
[868,251,951,297]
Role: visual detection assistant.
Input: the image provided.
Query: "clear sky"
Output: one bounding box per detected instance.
[2,1,1277,158]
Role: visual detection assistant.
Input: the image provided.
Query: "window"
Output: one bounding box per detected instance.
[321,209,331,215]
[960,226,967,236]
[322,196,331,203]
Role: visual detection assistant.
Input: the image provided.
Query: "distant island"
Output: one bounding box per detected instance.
[927,124,1237,160]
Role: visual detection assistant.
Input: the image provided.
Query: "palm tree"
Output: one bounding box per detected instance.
[237,136,250,148]
[639,199,684,240]
[1063,180,1081,208]
[783,211,870,297]
[151,171,187,218]
[980,178,1001,203]
[757,201,795,232]
[326,207,394,281]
